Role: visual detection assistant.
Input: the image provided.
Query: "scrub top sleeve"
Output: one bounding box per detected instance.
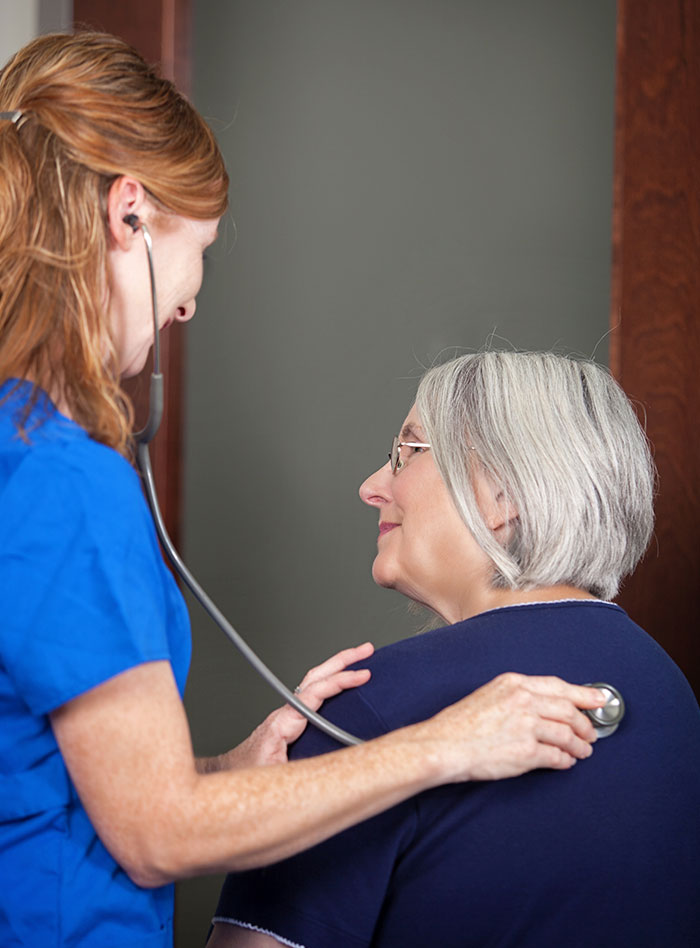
[0,441,174,715]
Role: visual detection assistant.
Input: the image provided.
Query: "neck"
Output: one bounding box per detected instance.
[438,584,597,625]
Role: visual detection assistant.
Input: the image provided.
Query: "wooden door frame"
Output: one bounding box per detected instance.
[611,0,700,695]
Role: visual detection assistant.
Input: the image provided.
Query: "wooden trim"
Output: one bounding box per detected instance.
[611,0,700,695]
[72,0,192,549]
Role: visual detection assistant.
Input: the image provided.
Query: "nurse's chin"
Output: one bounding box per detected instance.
[119,350,152,380]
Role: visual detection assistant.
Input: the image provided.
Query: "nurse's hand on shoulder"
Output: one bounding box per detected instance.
[217,642,374,769]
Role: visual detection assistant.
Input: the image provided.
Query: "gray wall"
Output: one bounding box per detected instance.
[178,1,615,941]
[0,0,72,68]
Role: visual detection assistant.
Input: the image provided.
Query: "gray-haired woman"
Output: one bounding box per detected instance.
[211,350,700,948]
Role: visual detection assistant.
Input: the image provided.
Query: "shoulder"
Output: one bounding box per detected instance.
[0,381,136,488]
[293,600,696,759]
[0,419,155,587]
[1,421,141,524]
[290,630,460,760]
[27,418,136,486]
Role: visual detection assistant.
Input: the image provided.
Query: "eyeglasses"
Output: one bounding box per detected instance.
[389,435,431,474]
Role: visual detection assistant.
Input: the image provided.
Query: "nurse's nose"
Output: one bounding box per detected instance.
[176,299,196,322]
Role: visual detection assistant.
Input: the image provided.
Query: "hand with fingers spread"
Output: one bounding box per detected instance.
[411,673,606,783]
[217,643,374,770]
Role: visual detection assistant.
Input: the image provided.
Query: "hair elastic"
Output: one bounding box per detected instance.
[0,110,24,124]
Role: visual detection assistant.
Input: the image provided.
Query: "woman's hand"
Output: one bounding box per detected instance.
[216,642,374,770]
[412,673,606,782]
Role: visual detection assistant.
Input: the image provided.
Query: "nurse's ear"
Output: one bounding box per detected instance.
[106,176,149,251]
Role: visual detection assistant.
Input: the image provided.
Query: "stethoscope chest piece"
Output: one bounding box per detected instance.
[582,682,625,738]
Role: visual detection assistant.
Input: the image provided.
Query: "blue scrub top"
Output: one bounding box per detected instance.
[0,380,191,947]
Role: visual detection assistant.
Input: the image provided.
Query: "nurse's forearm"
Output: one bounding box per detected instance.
[52,663,602,888]
[52,662,441,887]
[154,727,443,883]
[164,672,604,882]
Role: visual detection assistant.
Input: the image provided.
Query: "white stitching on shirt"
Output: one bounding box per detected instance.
[480,598,612,615]
[211,917,307,948]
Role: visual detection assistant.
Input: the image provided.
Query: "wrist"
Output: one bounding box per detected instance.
[195,753,228,774]
[370,722,454,793]
[395,717,472,787]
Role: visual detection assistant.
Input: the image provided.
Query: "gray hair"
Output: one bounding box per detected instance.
[415,351,655,600]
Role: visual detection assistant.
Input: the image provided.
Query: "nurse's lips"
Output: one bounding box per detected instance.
[378,521,399,538]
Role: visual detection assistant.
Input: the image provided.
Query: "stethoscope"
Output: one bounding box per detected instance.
[124,216,626,745]
[124,215,361,746]
[582,683,625,737]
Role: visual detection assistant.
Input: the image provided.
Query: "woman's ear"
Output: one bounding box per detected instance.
[474,471,519,537]
[106,176,148,250]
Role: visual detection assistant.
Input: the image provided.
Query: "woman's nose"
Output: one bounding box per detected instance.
[359,461,393,507]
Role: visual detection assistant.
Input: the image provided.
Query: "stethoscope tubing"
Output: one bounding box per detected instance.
[131,220,361,747]
[136,439,362,746]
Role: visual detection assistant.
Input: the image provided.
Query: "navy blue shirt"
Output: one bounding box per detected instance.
[0,381,191,947]
[216,600,700,947]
